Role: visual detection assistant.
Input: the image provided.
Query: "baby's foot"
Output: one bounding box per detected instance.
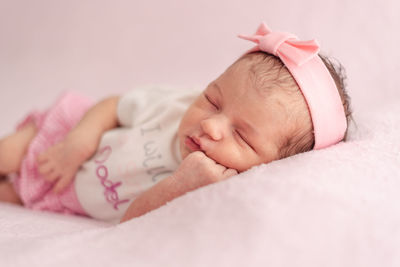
[0,180,22,204]
[37,135,92,194]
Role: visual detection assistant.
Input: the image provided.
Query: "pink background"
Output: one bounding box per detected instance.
[0,0,399,136]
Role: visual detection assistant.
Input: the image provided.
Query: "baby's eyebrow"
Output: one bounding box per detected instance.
[212,82,223,96]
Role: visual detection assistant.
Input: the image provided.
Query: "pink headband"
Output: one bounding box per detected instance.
[238,22,347,149]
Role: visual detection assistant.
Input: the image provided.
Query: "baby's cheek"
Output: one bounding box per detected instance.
[213,144,249,170]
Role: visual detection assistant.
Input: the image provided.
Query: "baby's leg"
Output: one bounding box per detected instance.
[0,122,37,175]
[0,180,21,204]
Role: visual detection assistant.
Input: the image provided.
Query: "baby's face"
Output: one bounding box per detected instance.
[178,61,292,172]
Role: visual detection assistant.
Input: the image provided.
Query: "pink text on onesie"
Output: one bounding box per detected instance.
[94,146,129,210]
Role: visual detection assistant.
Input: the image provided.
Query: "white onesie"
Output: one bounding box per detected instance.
[74,86,199,222]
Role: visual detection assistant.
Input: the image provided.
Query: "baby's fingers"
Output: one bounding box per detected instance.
[53,175,73,194]
[222,168,238,179]
[37,151,50,164]
[38,161,53,176]
[43,170,60,182]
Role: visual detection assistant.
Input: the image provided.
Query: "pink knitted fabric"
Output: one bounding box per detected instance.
[12,92,94,216]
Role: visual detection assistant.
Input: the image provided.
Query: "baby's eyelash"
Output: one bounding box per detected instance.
[204,94,218,109]
[235,130,254,150]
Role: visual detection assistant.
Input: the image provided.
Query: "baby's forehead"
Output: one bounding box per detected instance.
[225,61,288,106]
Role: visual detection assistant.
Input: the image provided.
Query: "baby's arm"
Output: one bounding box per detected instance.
[120,151,238,222]
[37,96,120,193]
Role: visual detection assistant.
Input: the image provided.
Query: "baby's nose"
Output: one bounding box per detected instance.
[200,115,228,141]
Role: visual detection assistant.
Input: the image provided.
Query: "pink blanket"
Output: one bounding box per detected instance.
[1,102,399,266]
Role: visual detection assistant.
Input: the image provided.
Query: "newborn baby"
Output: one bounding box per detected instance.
[0,23,351,223]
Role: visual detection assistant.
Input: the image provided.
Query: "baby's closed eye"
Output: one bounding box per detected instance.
[204,93,219,110]
[234,129,254,150]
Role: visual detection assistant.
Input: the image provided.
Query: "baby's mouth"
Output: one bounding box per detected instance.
[185,136,202,152]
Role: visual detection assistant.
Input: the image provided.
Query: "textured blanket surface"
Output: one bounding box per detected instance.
[1,103,399,267]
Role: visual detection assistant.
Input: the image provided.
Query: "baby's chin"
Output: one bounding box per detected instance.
[179,149,189,160]
[178,134,203,160]
[179,140,206,161]
[178,141,190,160]
[179,145,206,161]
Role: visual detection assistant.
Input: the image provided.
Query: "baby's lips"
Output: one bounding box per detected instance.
[185,136,202,152]
[191,136,202,147]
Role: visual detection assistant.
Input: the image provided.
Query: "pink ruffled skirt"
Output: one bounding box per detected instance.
[12,92,93,216]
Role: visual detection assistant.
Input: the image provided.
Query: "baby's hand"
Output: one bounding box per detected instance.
[37,130,95,194]
[174,151,238,191]
[120,151,238,222]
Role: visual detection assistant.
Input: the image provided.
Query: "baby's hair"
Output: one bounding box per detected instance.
[232,51,352,159]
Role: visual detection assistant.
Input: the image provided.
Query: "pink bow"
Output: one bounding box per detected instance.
[238,22,320,66]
